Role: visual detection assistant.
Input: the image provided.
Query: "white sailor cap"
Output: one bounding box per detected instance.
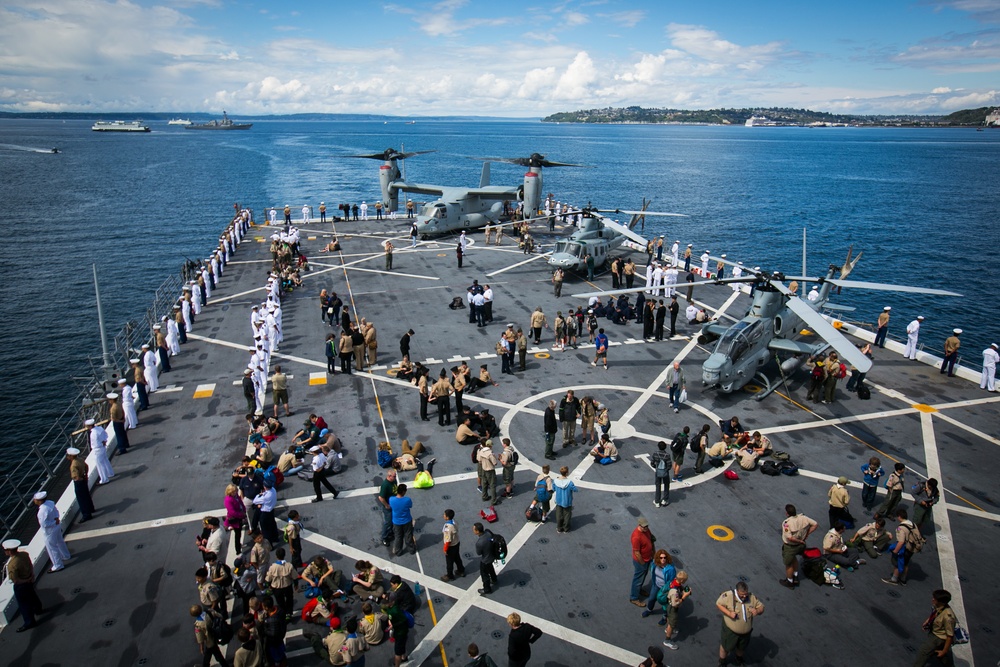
[738,261,744,265]
[675,240,680,243]
[182,286,192,291]
[244,369,252,375]
[161,316,168,321]
[321,201,325,204]
[106,393,119,400]
[507,323,514,328]
[2,538,21,550]
[720,254,727,258]
[117,378,127,385]
[141,344,150,349]
[687,243,693,247]
[883,306,891,311]
[153,325,161,330]
[33,491,47,501]
[917,315,925,320]
[954,328,963,334]
[992,343,998,349]
[67,447,81,456]
[129,358,140,364]
[173,305,181,310]
[85,418,96,426]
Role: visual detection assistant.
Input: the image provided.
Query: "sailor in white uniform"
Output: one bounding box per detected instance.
[189,280,202,315]
[981,343,999,391]
[181,289,193,332]
[807,286,820,301]
[644,263,654,293]
[460,231,468,253]
[201,266,212,299]
[651,263,664,297]
[34,492,71,572]
[270,302,283,343]
[671,240,680,266]
[302,204,310,223]
[360,201,368,220]
[903,316,924,360]
[117,378,138,429]
[211,253,221,283]
[164,315,180,356]
[732,263,744,292]
[86,418,115,483]
[265,310,279,354]
[141,344,159,392]
[700,251,710,276]
[665,265,678,297]
[268,207,277,225]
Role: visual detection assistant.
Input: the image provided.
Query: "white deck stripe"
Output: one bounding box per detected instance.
[484,251,551,277]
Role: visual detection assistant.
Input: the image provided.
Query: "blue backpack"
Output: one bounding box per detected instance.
[377,450,394,468]
[535,479,551,503]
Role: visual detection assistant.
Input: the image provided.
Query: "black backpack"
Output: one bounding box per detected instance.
[690,434,702,454]
[670,433,688,455]
[208,611,233,645]
[857,384,871,400]
[654,455,669,479]
[760,460,781,476]
[492,533,508,564]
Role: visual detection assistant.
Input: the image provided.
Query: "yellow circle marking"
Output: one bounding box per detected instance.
[707,525,735,542]
[743,384,762,394]
[386,368,399,377]
[912,403,938,414]
[534,353,551,359]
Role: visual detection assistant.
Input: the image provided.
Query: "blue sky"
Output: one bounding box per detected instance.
[1,0,998,115]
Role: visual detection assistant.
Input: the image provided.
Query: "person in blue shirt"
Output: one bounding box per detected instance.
[860,456,884,512]
[389,484,416,556]
[592,328,609,370]
[552,466,578,533]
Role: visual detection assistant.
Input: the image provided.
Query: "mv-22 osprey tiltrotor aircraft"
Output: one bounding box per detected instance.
[344,149,583,237]
[696,252,961,398]
[573,249,961,400]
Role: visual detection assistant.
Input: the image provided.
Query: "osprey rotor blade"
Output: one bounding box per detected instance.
[825,279,962,297]
[784,298,873,373]
[593,209,688,217]
[344,148,436,161]
[474,153,588,168]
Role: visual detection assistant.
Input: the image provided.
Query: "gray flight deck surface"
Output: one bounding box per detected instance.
[2,215,997,667]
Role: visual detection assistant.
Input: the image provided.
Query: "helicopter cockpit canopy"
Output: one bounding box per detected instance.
[422,202,447,219]
[553,241,583,257]
[715,320,765,363]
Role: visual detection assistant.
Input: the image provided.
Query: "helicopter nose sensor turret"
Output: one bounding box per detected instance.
[702,353,729,388]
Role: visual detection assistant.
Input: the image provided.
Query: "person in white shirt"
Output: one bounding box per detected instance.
[903,316,924,360]
[982,343,999,391]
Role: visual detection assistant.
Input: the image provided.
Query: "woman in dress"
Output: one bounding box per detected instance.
[224,483,247,554]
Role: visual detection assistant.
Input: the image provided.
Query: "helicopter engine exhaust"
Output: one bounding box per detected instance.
[522,169,542,216]
[379,164,399,212]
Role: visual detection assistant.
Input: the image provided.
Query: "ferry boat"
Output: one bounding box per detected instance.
[185,110,252,130]
[90,120,151,132]
[167,118,193,126]
[744,115,777,127]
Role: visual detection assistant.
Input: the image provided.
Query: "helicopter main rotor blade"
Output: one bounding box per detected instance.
[473,154,588,168]
[784,297,873,373]
[825,279,962,297]
[593,209,688,217]
[344,149,436,161]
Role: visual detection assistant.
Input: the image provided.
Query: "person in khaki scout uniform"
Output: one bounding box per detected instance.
[451,367,467,414]
[196,567,226,616]
[66,447,95,522]
[364,322,378,367]
[265,547,296,620]
[779,504,818,589]
[338,330,354,375]
[4,539,44,632]
[190,604,227,667]
[827,476,855,528]
[418,371,430,421]
[913,589,957,667]
[847,517,891,559]
[270,366,291,417]
[441,508,466,581]
[530,307,548,345]
[516,328,527,371]
[477,440,499,505]
[384,240,394,271]
[716,582,764,666]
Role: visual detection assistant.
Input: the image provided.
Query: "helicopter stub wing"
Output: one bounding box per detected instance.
[784,297,873,372]
[389,182,446,197]
[824,279,962,297]
[768,337,826,356]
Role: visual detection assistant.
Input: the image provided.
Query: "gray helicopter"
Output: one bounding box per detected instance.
[344,149,581,236]
[696,254,960,398]
[547,201,687,272]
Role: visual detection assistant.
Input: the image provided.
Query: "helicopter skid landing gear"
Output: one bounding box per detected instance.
[752,372,780,401]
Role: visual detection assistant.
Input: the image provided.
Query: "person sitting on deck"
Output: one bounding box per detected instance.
[748,431,772,457]
[292,419,320,448]
[720,416,745,444]
[590,434,619,465]
[455,418,483,446]
[465,364,498,394]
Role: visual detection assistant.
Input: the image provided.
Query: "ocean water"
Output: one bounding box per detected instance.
[1,119,997,457]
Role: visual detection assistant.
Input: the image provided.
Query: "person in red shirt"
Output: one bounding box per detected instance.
[630,517,655,605]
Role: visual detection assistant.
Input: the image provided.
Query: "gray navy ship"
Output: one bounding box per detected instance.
[185,111,252,130]
[0,206,996,667]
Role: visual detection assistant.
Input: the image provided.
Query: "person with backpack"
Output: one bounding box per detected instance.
[473,522,499,596]
[531,466,554,523]
[670,427,690,482]
[805,357,826,403]
[883,507,924,586]
[500,439,518,498]
[592,328,610,369]
[914,589,958,667]
[552,466,577,533]
[465,643,499,667]
[691,424,711,475]
[823,351,845,404]
[642,550,675,619]
[912,478,940,529]
[660,571,691,651]
[650,441,672,507]
[190,604,229,667]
